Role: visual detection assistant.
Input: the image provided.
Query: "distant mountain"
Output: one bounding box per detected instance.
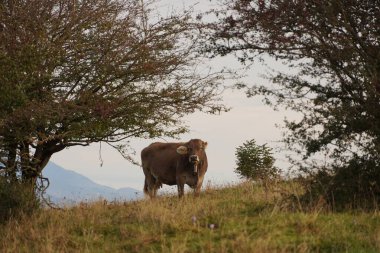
[43,162,142,205]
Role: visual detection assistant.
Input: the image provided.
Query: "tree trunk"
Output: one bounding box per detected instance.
[20,141,36,185]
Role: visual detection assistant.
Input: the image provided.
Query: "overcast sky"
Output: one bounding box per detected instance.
[51,1,298,191]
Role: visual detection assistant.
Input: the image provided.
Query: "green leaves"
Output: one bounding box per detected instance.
[235,139,278,181]
[208,0,380,208]
[0,0,226,182]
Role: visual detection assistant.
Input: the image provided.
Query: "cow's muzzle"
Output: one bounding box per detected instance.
[189,155,200,163]
[189,155,200,175]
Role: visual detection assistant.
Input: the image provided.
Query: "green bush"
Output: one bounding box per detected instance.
[0,177,40,222]
[235,139,279,182]
[302,157,380,210]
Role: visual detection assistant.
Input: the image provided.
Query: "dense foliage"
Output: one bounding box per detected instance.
[0,0,225,186]
[205,0,380,207]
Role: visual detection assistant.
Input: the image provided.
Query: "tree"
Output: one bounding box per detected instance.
[205,0,380,206]
[235,139,277,182]
[0,0,225,187]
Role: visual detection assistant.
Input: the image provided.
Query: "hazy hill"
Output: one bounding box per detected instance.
[43,162,142,204]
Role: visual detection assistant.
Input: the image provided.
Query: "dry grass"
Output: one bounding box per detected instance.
[1,182,380,252]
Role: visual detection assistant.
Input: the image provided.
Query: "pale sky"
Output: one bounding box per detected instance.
[51,1,298,192]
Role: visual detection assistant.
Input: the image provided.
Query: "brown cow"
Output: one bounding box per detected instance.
[141,139,208,198]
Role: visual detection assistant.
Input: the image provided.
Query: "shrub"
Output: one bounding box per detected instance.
[0,177,40,222]
[235,139,279,183]
[302,157,380,210]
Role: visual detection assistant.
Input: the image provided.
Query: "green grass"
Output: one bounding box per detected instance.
[1,182,380,253]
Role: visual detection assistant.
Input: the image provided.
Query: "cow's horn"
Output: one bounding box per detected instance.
[176,146,188,155]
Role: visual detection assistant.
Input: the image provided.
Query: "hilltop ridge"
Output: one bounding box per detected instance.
[1,182,379,252]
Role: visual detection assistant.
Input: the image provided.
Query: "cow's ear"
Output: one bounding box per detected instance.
[176,146,188,155]
[203,142,208,149]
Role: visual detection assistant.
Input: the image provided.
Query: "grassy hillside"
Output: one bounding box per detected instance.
[1,182,380,253]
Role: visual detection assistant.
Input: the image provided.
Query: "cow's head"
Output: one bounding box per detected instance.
[176,139,207,175]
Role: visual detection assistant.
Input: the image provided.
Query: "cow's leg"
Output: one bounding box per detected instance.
[151,180,162,198]
[194,177,204,197]
[144,178,149,195]
[177,183,185,198]
[176,176,185,198]
[144,173,158,199]
[194,184,202,197]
